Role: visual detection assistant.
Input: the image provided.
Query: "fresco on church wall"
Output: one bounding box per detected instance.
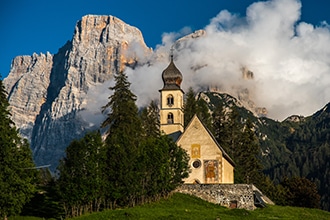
[191,144,201,158]
[204,160,219,183]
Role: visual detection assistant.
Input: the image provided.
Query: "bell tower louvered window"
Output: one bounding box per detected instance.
[167,113,174,124]
[167,94,174,106]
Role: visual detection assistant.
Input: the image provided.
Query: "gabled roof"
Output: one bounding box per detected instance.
[176,114,235,167]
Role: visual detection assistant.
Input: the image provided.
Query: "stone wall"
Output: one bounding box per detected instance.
[176,184,256,210]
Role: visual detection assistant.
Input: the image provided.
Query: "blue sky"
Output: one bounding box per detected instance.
[0,0,329,79]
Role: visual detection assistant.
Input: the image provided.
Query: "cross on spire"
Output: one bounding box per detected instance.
[170,46,174,61]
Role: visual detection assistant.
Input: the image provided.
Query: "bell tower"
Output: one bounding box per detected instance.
[159,53,184,135]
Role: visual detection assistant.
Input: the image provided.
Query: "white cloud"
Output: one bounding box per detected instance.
[82,0,330,122]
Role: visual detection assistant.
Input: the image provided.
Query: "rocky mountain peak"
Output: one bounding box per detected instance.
[4,15,151,171]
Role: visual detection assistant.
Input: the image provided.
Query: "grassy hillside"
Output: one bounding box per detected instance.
[71,193,330,220]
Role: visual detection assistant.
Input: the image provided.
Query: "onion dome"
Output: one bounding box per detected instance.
[161,55,183,90]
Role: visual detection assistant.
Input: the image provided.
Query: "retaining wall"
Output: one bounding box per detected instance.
[176,184,256,210]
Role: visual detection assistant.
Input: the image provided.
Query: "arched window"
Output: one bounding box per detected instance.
[167,113,174,124]
[167,94,174,106]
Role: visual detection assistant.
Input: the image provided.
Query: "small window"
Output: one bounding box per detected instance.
[167,95,174,106]
[192,159,201,168]
[167,113,174,124]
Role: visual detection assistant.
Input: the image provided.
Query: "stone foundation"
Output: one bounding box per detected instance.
[176,184,256,210]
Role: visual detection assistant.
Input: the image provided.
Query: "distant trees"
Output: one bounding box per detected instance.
[212,103,264,185]
[55,71,189,218]
[0,78,38,220]
[279,176,320,209]
[183,87,198,127]
[183,87,212,130]
[140,100,160,138]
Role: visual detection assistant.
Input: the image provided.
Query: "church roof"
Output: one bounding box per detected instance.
[167,130,182,142]
[161,55,183,90]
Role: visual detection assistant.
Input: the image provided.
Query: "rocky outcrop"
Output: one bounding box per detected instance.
[4,15,151,171]
[5,52,53,142]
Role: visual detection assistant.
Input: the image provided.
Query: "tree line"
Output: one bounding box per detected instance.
[1,72,189,219]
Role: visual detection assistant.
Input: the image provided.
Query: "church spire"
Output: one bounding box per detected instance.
[159,50,184,135]
[161,49,183,90]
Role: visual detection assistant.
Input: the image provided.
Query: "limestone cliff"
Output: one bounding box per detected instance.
[4,15,151,171]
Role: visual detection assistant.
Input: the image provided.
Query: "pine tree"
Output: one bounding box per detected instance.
[212,105,242,158]
[212,103,225,143]
[183,88,212,130]
[235,119,263,184]
[280,176,321,208]
[212,105,264,185]
[0,78,37,220]
[101,71,142,207]
[140,100,160,138]
[196,96,212,131]
[101,71,142,146]
[183,87,198,127]
[21,168,63,219]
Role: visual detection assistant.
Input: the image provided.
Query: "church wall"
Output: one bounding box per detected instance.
[177,117,234,184]
[160,122,183,134]
[222,158,234,183]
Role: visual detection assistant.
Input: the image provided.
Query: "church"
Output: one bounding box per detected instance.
[159,54,235,184]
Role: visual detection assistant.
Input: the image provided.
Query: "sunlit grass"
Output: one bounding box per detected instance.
[72,193,330,220]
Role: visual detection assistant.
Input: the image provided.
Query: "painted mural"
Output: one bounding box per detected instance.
[191,144,201,158]
[204,160,219,183]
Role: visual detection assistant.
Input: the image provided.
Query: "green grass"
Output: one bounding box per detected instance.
[72,193,330,220]
[8,217,49,220]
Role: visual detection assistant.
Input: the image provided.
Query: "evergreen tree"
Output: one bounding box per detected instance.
[140,100,160,138]
[213,105,242,158]
[212,105,264,185]
[212,102,225,143]
[101,71,142,208]
[196,96,212,131]
[21,168,64,219]
[0,78,37,220]
[56,131,105,218]
[137,135,189,203]
[280,176,321,208]
[235,119,263,184]
[183,88,212,130]
[101,71,142,146]
[183,87,198,127]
